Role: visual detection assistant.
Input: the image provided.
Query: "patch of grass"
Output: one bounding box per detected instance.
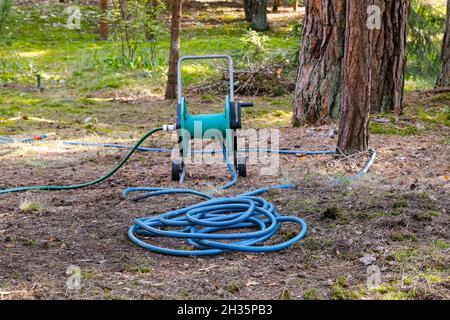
[390,232,418,243]
[417,108,450,127]
[226,281,241,294]
[421,272,445,284]
[370,122,423,136]
[393,249,419,263]
[81,270,97,281]
[331,286,361,300]
[380,289,417,300]
[19,199,44,213]
[179,288,192,298]
[104,293,128,300]
[393,199,409,209]
[332,171,352,186]
[420,191,431,202]
[442,136,450,145]
[125,258,153,274]
[402,277,413,286]
[279,289,291,300]
[330,275,361,300]
[303,288,320,300]
[435,239,449,250]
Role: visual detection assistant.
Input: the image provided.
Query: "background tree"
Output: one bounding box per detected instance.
[292,0,346,125]
[369,0,410,114]
[437,0,450,88]
[291,0,298,12]
[165,0,182,100]
[252,0,268,31]
[99,0,108,40]
[293,0,410,125]
[243,0,253,21]
[244,0,268,31]
[337,0,371,155]
[273,0,280,12]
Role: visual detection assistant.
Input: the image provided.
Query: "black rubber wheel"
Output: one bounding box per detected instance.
[237,157,247,178]
[171,160,184,181]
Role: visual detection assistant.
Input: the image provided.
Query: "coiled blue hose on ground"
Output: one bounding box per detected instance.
[0,130,376,256]
[123,184,306,256]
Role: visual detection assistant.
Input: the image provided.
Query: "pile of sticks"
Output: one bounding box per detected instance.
[189,64,295,97]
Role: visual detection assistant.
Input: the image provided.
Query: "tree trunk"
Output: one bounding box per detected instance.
[337,0,371,155]
[99,0,108,40]
[292,0,297,12]
[243,0,253,21]
[251,0,268,31]
[370,0,409,114]
[437,0,450,88]
[273,0,280,12]
[293,0,409,125]
[292,0,346,125]
[165,0,182,100]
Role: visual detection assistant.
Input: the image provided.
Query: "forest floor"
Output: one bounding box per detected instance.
[0,1,449,300]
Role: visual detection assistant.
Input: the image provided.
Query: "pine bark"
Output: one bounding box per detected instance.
[437,0,450,88]
[165,0,182,100]
[337,0,371,155]
[292,0,346,125]
[370,0,409,114]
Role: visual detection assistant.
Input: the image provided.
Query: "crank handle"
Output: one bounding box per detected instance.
[239,102,254,108]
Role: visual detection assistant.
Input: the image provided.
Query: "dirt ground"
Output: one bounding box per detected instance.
[0,92,449,300]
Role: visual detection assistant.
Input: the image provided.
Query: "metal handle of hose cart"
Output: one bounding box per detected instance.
[177,55,235,104]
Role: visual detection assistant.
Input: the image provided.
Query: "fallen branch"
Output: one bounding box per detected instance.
[413,86,450,95]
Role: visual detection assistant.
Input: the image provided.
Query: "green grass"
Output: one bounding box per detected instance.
[369,122,424,136]
[0,2,447,141]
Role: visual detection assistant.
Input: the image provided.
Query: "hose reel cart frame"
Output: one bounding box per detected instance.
[172,55,253,181]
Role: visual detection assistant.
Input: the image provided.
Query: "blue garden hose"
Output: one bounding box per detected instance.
[0,129,376,256]
[125,186,307,256]
[0,134,48,144]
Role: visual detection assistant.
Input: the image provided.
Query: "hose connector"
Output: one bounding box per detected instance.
[163,124,176,132]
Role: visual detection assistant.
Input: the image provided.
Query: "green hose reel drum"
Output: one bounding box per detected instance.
[173,55,254,181]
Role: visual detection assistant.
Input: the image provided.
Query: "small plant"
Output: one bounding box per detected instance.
[303,288,319,300]
[279,288,291,300]
[435,239,449,250]
[108,0,165,68]
[240,30,269,66]
[144,0,165,65]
